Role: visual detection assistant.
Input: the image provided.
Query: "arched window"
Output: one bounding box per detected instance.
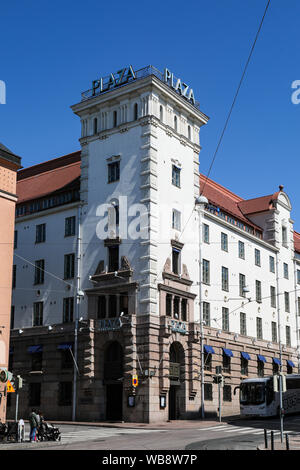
[113,110,117,128]
[93,117,98,134]
[174,115,177,132]
[133,103,138,121]
[160,105,163,122]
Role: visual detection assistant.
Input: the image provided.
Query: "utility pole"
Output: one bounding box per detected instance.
[195,195,208,419]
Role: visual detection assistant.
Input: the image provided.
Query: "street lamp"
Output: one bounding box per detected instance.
[195,194,208,420]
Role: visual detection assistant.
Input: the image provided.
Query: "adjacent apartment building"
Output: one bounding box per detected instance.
[0,143,21,422]
[7,65,300,422]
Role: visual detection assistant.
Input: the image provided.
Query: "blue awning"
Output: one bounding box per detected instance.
[257,355,267,363]
[273,358,281,365]
[287,360,295,368]
[204,345,215,354]
[28,345,43,354]
[241,352,251,361]
[223,348,233,357]
[57,343,72,350]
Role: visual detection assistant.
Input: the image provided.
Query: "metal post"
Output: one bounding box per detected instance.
[15,391,19,422]
[196,200,205,419]
[286,433,289,451]
[264,429,268,449]
[275,252,284,443]
[72,205,82,422]
[218,379,222,423]
[271,430,274,450]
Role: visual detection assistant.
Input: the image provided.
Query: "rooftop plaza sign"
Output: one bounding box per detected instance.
[91,65,196,106]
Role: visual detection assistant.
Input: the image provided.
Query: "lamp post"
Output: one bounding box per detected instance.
[195,195,208,419]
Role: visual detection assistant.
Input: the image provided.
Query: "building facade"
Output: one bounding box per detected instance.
[0,143,21,422]
[8,65,300,422]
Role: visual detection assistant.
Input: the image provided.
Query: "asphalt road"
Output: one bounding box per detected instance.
[2,415,300,451]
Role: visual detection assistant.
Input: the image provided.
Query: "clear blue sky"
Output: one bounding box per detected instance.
[1,0,299,230]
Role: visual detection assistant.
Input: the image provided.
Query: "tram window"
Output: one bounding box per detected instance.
[287,378,300,390]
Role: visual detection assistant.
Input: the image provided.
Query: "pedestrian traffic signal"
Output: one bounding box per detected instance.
[132,375,138,387]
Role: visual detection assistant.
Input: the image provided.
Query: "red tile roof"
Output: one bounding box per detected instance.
[294,231,300,254]
[17,151,81,204]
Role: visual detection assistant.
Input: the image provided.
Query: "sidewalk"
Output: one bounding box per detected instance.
[258,433,300,451]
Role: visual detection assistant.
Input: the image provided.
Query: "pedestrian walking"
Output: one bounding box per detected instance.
[29,408,38,442]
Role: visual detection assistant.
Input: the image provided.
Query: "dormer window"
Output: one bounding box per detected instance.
[133,103,138,121]
[174,116,177,132]
[113,110,117,128]
[93,117,98,134]
[282,225,288,246]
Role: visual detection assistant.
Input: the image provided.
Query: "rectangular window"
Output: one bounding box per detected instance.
[257,360,264,378]
[283,263,289,279]
[63,297,74,323]
[255,280,262,303]
[270,286,276,308]
[108,161,120,183]
[203,302,210,327]
[12,265,16,289]
[33,302,43,327]
[238,241,245,259]
[240,312,247,336]
[98,295,107,319]
[108,245,119,272]
[241,356,248,376]
[172,209,181,231]
[285,292,290,312]
[36,223,46,243]
[31,352,43,372]
[256,317,263,340]
[204,383,213,401]
[203,224,209,244]
[221,232,228,252]
[166,294,172,316]
[255,248,261,266]
[65,216,76,237]
[64,253,75,279]
[14,230,18,249]
[286,326,291,347]
[202,259,210,285]
[222,267,229,291]
[181,298,187,321]
[29,383,41,407]
[272,322,277,342]
[204,352,212,372]
[269,256,275,273]
[222,351,231,374]
[282,226,287,246]
[34,259,45,285]
[223,385,232,402]
[172,165,181,187]
[172,248,181,275]
[10,306,15,330]
[61,346,73,369]
[222,307,229,331]
[239,273,246,297]
[297,270,300,285]
[58,382,72,406]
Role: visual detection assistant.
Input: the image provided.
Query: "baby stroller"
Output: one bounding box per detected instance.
[37,422,61,441]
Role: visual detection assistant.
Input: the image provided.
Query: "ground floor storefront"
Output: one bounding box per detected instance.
[6,315,298,423]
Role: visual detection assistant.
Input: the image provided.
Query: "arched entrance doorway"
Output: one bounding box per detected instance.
[169,342,185,420]
[104,341,123,421]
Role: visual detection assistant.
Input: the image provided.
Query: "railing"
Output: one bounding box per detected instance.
[81,65,200,109]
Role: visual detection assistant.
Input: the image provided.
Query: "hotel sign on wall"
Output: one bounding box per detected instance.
[92,65,196,106]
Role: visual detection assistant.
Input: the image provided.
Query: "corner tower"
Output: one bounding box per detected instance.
[71,65,208,422]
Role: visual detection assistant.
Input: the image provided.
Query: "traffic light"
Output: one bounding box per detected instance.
[132,375,138,387]
[213,375,224,386]
[0,368,8,383]
[16,375,23,390]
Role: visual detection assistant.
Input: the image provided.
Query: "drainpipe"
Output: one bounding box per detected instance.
[293,259,300,373]
[72,204,83,422]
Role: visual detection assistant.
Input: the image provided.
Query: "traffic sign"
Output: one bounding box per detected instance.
[6,380,15,393]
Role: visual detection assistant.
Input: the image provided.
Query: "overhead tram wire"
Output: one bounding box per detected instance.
[200,0,271,197]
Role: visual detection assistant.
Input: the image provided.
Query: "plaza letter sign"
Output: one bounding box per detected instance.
[164,68,195,105]
[92,65,136,95]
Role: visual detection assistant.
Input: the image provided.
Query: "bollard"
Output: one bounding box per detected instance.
[264,429,268,449]
[286,433,289,451]
[271,430,274,451]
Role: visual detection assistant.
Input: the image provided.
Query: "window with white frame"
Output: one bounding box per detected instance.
[172,209,181,231]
